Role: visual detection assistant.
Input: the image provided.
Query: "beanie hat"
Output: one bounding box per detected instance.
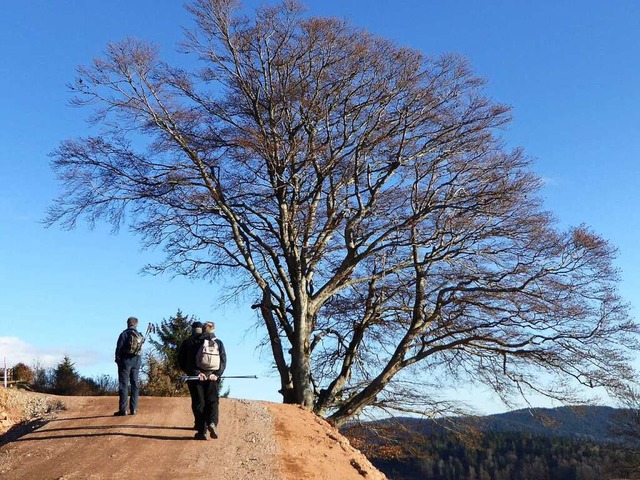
[192,321,203,333]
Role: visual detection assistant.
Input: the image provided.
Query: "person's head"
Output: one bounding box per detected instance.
[192,321,203,334]
[203,322,215,334]
[127,316,139,329]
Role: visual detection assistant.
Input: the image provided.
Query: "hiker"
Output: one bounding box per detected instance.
[114,316,143,416]
[189,321,226,440]
[177,320,204,428]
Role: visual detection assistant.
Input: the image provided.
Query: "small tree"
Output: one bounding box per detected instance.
[31,360,52,392]
[89,374,118,395]
[12,363,34,384]
[142,353,182,396]
[52,355,80,395]
[149,309,193,372]
[143,309,195,396]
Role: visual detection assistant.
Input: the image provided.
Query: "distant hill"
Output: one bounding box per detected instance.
[342,406,640,480]
[477,405,625,442]
[350,405,632,444]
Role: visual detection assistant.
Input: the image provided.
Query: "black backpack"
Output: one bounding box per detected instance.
[123,329,144,356]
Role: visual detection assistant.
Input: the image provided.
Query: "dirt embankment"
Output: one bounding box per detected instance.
[0,389,386,480]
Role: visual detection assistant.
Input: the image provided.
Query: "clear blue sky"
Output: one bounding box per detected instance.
[1,1,639,411]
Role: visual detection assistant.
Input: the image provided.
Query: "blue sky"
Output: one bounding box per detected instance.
[1,1,639,412]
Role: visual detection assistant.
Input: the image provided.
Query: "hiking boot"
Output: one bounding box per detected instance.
[194,431,208,441]
[113,411,128,416]
[207,424,218,439]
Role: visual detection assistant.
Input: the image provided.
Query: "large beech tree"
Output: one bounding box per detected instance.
[47,0,638,426]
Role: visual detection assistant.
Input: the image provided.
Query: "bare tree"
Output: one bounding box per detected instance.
[47,0,639,427]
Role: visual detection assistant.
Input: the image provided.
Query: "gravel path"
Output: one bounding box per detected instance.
[0,391,386,480]
[1,396,282,479]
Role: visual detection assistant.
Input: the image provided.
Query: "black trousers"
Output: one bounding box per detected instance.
[193,380,220,433]
[187,381,199,424]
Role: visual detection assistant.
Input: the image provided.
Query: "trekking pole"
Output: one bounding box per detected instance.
[144,323,157,342]
[179,375,258,381]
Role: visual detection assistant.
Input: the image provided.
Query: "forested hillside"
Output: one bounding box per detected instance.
[343,406,640,480]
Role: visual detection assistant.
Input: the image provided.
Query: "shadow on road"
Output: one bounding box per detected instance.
[0,418,50,447]
[1,416,196,446]
[16,431,198,441]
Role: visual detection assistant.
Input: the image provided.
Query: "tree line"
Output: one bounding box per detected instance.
[8,357,117,396]
[345,427,640,480]
[6,310,213,397]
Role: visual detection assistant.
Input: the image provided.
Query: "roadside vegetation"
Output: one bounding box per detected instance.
[2,309,226,398]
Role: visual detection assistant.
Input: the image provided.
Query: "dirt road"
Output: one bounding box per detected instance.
[0,394,386,480]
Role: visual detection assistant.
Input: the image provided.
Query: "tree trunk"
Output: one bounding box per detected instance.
[257,288,296,403]
[291,322,314,408]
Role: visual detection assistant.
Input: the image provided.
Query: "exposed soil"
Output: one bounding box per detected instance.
[0,389,386,480]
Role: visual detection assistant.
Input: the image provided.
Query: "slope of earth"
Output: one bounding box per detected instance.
[0,390,386,480]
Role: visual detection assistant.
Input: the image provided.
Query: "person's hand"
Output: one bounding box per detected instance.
[198,372,207,381]
[208,374,218,381]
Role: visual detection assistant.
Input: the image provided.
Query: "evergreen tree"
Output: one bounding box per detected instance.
[149,309,194,369]
[53,355,80,395]
[144,309,196,396]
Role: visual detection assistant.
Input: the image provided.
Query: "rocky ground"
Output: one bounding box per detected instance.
[0,388,64,440]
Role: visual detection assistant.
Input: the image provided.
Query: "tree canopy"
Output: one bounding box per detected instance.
[47,0,639,426]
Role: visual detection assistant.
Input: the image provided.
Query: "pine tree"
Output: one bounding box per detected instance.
[149,309,194,369]
[144,309,196,396]
[53,355,80,395]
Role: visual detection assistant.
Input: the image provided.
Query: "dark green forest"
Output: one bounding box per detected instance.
[343,407,640,480]
[368,431,638,480]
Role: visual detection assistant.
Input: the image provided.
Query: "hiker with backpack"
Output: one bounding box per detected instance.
[114,316,144,416]
[177,320,204,428]
[187,321,226,440]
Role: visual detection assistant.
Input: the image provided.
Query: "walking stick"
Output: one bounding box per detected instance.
[179,375,258,381]
[143,323,157,342]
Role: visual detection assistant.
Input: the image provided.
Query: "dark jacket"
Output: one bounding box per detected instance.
[179,332,226,378]
[115,327,142,362]
[177,333,201,374]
